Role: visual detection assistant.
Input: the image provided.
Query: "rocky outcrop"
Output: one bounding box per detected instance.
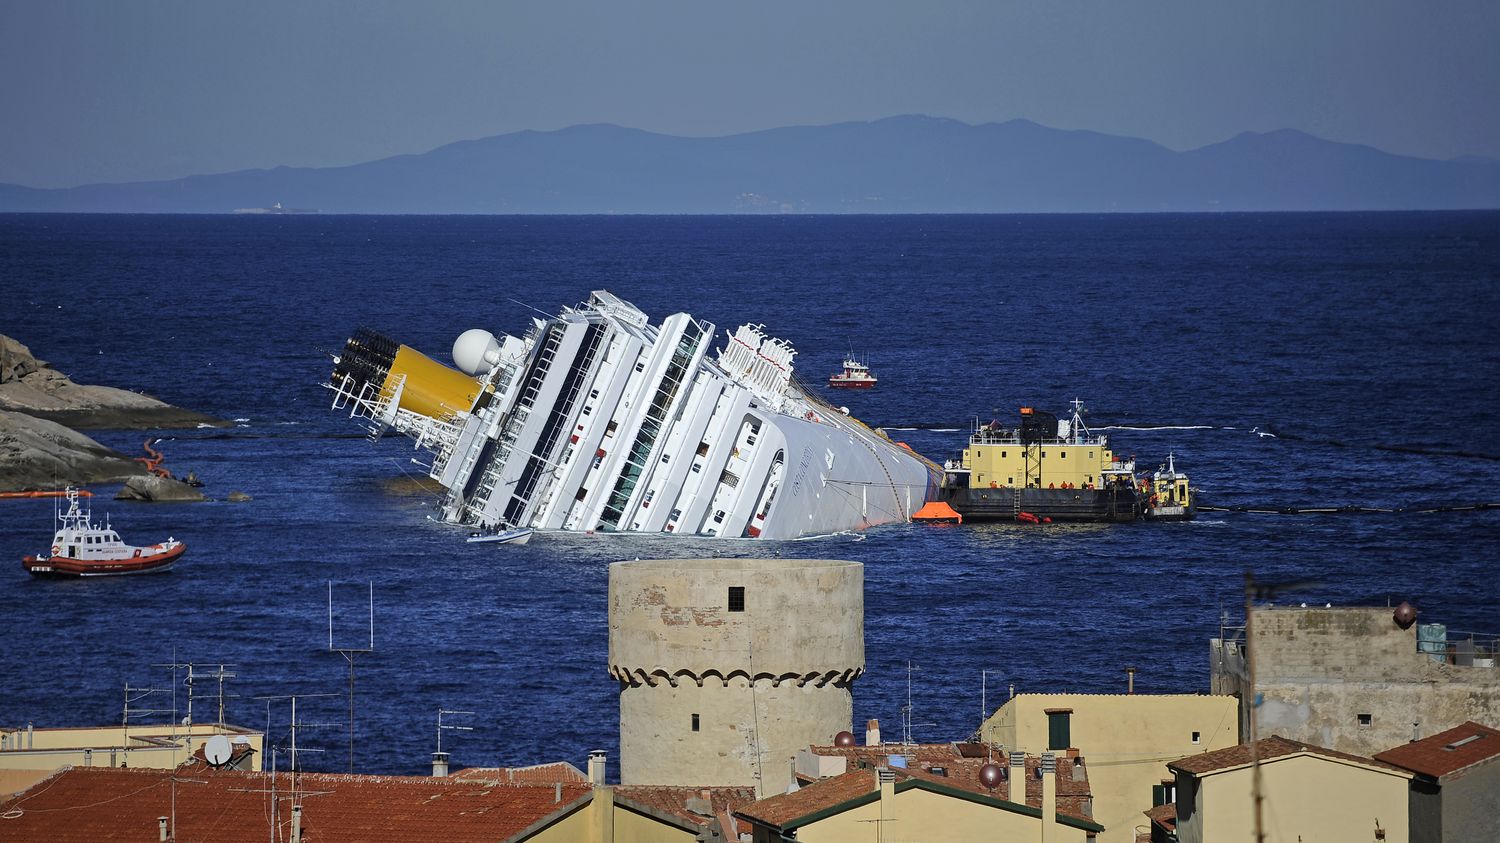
[0,335,226,491]
[0,335,226,429]
[0,409,146,490]
[115,475,207,503]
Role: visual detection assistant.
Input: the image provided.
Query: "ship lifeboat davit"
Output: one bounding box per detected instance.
[911,501,963,524]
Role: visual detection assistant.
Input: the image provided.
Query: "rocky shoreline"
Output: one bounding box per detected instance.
[0,335,227,492]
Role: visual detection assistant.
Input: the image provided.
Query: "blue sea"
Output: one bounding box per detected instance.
[1,212,1497,776]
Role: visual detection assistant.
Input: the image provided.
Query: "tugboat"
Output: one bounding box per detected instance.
[21,487,185,577]
[828,355,877,389]
[933,400,1142,523]
[1143,453,1195,521]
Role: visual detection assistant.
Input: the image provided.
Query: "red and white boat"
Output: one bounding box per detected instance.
[828,355,877,389]
[21,487,185,577]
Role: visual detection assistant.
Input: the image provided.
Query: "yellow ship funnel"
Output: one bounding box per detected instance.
[385,345,486,419]
[332,328,486,420]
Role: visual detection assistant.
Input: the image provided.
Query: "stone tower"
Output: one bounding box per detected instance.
[608,558,863,795]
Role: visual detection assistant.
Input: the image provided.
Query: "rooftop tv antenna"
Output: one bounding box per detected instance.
[436,708,476,755]
[249,692,337,840]
[327,580,375,773]
[900,661,936,760]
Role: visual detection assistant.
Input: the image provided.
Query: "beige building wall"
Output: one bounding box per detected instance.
[0,723,263,792]
[980,693,1238,843]
[757,782,1091,843]
[522,790,702,843]
[1211,606,1500,757]
[609,558,863,795]
[1177,754,1410,843]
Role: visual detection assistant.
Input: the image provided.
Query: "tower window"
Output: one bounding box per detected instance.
[1358,713,1372,729]
[1191,731,1201,744]
[692,713,700,732]
[728,586,745,612]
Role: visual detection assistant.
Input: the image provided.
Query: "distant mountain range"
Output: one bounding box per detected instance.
[2,116,1497,213]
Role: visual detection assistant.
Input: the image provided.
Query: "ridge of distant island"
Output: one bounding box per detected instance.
[0,335,228,492]
[1,116,1496,213]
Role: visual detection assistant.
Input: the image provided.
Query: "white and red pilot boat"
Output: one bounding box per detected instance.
[828,355,877,389]
[22,487,185,577]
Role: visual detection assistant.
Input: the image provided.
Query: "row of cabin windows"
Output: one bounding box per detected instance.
[79,534,117,544]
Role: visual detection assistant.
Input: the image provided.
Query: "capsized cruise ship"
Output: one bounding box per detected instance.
[327,291,940,540]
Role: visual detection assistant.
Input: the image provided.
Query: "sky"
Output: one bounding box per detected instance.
[1,0,1497,188]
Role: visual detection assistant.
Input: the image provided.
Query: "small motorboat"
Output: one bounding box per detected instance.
[22,487,185,577]
[828,355,877,389]
[466,526,533,545]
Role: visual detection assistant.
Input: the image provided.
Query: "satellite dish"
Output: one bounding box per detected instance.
[203,734,233,767]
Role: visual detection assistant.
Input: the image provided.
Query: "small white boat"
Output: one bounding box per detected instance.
[466,527,533,545]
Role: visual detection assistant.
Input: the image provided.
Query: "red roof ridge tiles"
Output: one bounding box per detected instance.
[0,765,597,843]
[1373,720,1500,780]
[734,764,1099,832]
[1168,735,1410,778]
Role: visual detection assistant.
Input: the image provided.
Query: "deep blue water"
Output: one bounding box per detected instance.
[1,212,1497,777]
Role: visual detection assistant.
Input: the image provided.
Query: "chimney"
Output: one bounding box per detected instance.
[158,816,168,842]
[431,751,449,777]
[291,805,303,843]
[1040,752,1056,843]
[1008,683,1015,700]
[26,722,33,749]
[1126,666,1137,694]
[865,718,881,746]
[877,766,896,804]
[84,748,93,767]
[1412,721,1421,742]
[588,750,607,785]
[1008,751,1025,803]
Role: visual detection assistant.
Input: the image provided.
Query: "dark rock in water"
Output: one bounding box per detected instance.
[0,335,228,429]
[226,491,252,502]
[116,475,206,503]
[0,409,145,491]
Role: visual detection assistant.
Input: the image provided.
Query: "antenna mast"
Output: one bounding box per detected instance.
[327,580,375,773]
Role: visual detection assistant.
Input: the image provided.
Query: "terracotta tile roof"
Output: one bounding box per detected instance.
[1374,721,1500,780]
[735,765,1101,833]
[804,744,1092,815]
[1169,736,1409,778]
[0,766,593,843]
[449,761,588,784]
[1145,802,1176,830]
[736,768,877,828]
[612,784,758,833]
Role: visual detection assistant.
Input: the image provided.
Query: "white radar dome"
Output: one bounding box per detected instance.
[452,329,502,375]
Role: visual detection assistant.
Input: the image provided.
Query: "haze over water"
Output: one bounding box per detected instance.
[1,212,1496,776]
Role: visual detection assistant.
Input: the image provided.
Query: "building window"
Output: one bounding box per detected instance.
[1191,731,1201,744]
[728,586,745,612]
[1358,713,1372,729]
[692,713,700,732]
[1046,710,1072,750]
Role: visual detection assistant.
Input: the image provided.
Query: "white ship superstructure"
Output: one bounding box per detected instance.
[327,291,939,540]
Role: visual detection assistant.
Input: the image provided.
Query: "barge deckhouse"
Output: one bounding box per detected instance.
[936,400,1143,523]
[327,291,940,540]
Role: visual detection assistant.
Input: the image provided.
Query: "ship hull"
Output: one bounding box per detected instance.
[22,543,185,577]
[328,292,938,540]
[940,486,1141,523]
